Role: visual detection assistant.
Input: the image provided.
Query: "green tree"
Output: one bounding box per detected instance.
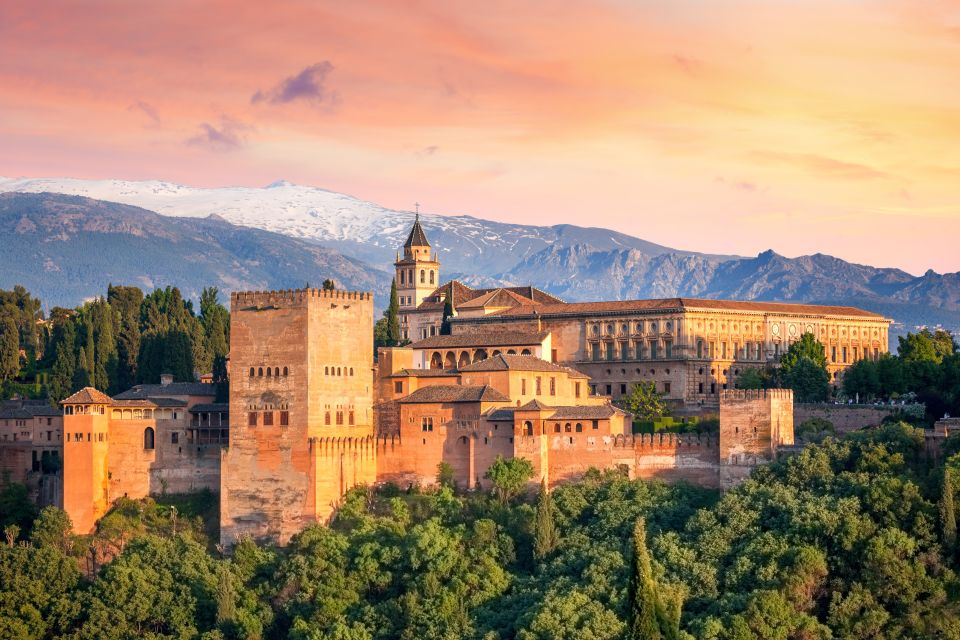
[200,287,230,362]
[0,316,20,384]
[387,280,401,345]
[72,348,91,390]
[628,518,661,640]
[108,285,143,392]
[780,332,828,374]
[322,279,336,291]
[213,354,229,403]
[843,357,880,401]
[484,456,535,504]
[942,468,956,556]
[899,328,956,365]
[619,381,667,422]
[533,480,559,562]
[783,356,830,403]
[49,342,76,404]
[437,461,456,489]
[735,367,767,390]
[440,283,454,336]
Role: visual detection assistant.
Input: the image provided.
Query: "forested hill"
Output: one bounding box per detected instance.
[0,192,390,308]
[3,422,960,638]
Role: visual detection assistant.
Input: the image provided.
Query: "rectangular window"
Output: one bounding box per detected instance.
[650,342,658,360]
[605,342,615,361]
[710,382,716,394]
[325,411,331,425]
[621,342,630,360]
[663,382,671,394]
[551,349,558,362]
[575,382,581,398]
[521,378,527,395]
[722,342,727,358]
[591,343,601,361]
[831,346,837,362]
[349,411,355,425]
[665,342,673,358]
[605,384,612,395]
[842,347,848,363]
[280,411,289,426]
[421,417,434,432]
[756,344,762,360]
[248,412,257,427]
[535,377,542,395]
[734,343,740,359]
[549,377,556,396]
[592,420,599,430]
[620,383,627,395]
[263,411,274,426]
[171,432,179,444]
[698,382,704,394]
[697,341,704,358]
[853,347,859,360]
[336,411,344,425]
[394,381,403,393]
[710,342,716,357]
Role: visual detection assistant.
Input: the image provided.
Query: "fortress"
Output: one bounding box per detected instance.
[44,218,890,546]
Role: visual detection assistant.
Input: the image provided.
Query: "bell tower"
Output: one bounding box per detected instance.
[394,208,440,319]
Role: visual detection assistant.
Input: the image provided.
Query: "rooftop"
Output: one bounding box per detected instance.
[482,297,886,320]
[409,331,549,350]
[189,403,229,413]
[398,384,510,404]
[404,214,431,248]
[113,382,217,400]
[61,387,113,405]
[459,354,589,377]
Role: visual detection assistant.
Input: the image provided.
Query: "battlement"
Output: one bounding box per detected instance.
[231,288,373,306]
[720,388,794,403]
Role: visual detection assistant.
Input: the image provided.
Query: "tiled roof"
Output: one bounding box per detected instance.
[415,281,563,312]
[487,297,885,319]
[392,368,459,378]
[189,403,229,413]
[404,215,431,248]
[111,398,187,408]
[457,288,537,310]
[547,404,625,420]
[484,408,516,421]
[0,407,33,420]
[398,385,510,404]
[409,331,548,349]
[61,387,113,405]
[517,399,552,411]
[459,354,589,377]
[113,382,217,400]
[0,401,60,417]
[21,405,61,417]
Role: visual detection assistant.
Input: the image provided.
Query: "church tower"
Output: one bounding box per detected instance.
[394,212,439,327]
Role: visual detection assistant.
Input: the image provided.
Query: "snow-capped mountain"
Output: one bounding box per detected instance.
[0,176,732,276]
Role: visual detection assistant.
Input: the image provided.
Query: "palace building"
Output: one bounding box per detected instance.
[396,219,892,410]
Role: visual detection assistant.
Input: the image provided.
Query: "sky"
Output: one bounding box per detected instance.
[1,0,959,275]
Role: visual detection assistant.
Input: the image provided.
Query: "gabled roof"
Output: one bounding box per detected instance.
[111,398,187,408]
[113,382,217,400]
[61,387,113,405]
[392,368,459,378]
[409,331,548,350]
[398,384,510,404]
[0,407,32,420]
[457,288,537,310]
[484,407,516,421]
[404,214,431,248]
[459,354,589,378]
[517,399,552,412]
[414,280,563,312]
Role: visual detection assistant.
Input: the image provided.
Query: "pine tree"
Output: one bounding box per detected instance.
[322,279,336,291]
[0,316,19,384]
[215,565,237,625]
[73,349,90,390]
[628,518,661,640]
[942,468,957,557]
[533,479,559,562]
[49,343,75,404]
[83,318,95,380]
[108,285,143,392]
[386,280,401,346]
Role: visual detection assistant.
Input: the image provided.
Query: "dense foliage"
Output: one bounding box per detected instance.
[0,284,230,402]
[2,423,960,639]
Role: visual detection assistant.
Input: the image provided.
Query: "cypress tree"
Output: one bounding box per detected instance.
[49,344,75,404]
[73,349,90,390]
[83,318,95,380]
[628,518,661,640]
[440,283,455,335]
[386,280,400,345]
[0,316,20,384]
[533,479,559,562]
[942,468,957,556]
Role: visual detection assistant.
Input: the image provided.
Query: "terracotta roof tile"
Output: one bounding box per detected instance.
[459,354,589,377]
[409,331,548,349]
[61,387,113,405]
[398,385,510,404]
[113,382,217,400]
[547,404,626,420]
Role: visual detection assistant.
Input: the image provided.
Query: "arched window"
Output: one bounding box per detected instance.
[274,367,280,377]
[283,367,289,376]
[520,348,531,356]
[266,367,272,377]
[249,367,255,377]
[337,367,341,376]
[325,366,329,375]
[349,367,354,376]
[420,269,425,283]
[400,271,405,285]
[430,271,435,284]
[144,427,155,450]
[430,352,443,369]
[575,423,583,432]
[258,367,263,377]
[565,423,572,432]
[554,423,561,433]
[523,421,534,436]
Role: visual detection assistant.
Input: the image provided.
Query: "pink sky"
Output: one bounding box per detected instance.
[1,0,959,274]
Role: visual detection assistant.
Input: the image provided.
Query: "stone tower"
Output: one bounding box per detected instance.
[394,214,439,313]
[220,288,376,546]
[61,388,113,534]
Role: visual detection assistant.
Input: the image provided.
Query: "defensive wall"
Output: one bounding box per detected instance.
[794,403,901,433]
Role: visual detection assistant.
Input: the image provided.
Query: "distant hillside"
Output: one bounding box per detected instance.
[0,192,390,308]
[0,178,957,336]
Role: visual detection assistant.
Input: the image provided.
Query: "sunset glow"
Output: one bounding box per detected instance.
[2,0,959,273]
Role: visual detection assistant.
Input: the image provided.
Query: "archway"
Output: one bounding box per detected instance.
[473,349,488,363]
[444,351,456,369]
[458,351,471,369]
[430,352,443,369]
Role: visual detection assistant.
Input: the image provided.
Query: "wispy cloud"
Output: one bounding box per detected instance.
[127,101,160,126]
[749,151,889,180]
[251,61,338,107]
[186,116,252,151]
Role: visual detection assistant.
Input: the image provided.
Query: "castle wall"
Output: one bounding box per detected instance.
[718,388,794,487]
[62,412,111,534]
[794,403,900,433]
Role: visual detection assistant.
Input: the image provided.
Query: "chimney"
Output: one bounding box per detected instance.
[160,373,173,386]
